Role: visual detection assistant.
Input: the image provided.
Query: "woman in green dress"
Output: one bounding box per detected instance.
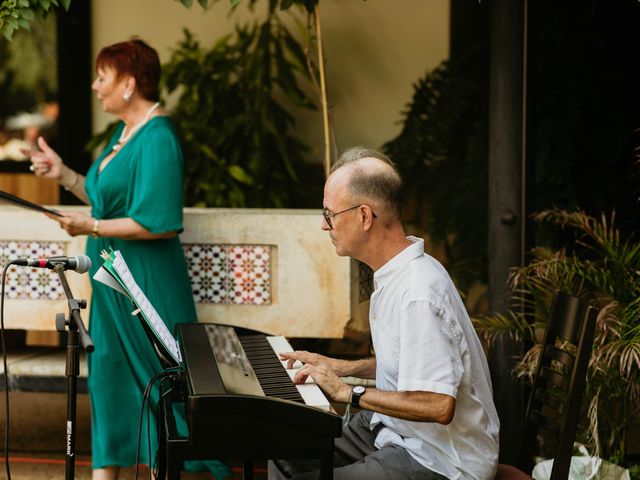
[25,38,229,480]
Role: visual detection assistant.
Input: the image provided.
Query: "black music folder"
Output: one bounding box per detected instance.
[0,189,62,216]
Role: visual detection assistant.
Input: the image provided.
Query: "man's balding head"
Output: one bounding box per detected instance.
[329,146,404,221]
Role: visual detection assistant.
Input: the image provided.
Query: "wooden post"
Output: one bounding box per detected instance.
[487,0,527,466]
[314,3,331,178]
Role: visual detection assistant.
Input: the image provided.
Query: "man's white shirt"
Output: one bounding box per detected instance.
[369,237,499,480]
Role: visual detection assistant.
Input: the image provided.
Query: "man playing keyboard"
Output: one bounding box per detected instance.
[269,147,499,480]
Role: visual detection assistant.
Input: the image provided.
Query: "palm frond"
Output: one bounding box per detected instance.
[472,311,533,347]
[587,390,602,459]
[514,344,541,381]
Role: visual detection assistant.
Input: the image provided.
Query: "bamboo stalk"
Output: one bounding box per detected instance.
[314,3,331,178]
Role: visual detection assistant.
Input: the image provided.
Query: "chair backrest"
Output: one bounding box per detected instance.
[518,291,598,479]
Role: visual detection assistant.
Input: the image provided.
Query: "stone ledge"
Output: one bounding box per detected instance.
[0,347,87,394]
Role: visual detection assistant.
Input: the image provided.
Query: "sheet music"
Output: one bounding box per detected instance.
[111,251,182,364]
[93,249,182,365]
[93,266,129,298]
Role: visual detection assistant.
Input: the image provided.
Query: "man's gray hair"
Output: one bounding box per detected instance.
[331,146,404,219]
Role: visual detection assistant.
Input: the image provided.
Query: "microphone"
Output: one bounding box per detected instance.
[12,255,92,274]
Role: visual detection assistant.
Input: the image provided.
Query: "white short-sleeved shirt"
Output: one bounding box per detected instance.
[369,237,499,480]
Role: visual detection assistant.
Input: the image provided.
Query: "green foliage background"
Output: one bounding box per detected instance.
[163,18,317,208]
[0,12,56,121]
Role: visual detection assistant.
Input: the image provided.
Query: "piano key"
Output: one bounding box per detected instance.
[297,384,332,411]
[237,335,304,403]
[266,336,303,368]
[266,336,331,411]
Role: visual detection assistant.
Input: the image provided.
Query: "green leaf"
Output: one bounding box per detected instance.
[3,25,15,41]
[197,0,209,8]
[19,7,34,20]
[5,17,18,29]
[230,0,241,6]
[227,165,254,185]
[61,0,71,10]
[178,0,193,7]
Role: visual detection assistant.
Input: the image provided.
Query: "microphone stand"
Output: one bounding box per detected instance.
[54,264,94,480]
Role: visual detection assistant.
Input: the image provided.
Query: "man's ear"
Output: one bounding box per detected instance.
[360,204,376,231]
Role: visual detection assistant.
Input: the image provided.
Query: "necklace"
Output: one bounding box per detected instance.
[112,102,160,151]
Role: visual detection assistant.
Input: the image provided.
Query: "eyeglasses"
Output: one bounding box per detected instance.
[322,205,376,229]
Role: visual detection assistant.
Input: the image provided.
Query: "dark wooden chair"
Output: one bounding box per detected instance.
[496,291,598,480]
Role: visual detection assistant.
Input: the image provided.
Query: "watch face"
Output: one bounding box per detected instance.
[353,386,366,395]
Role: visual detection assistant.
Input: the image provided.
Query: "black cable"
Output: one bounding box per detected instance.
[1,262,14,480]
[135,372,162,480]
[134,370,179,480]
[147,380,153,480]
[154,378,176,479]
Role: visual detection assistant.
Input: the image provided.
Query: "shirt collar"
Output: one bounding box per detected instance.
[373,236,424,289]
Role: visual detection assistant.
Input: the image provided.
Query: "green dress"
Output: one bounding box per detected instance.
[85,116,228,477]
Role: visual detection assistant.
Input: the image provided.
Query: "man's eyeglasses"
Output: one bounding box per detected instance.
[322,205,376,229]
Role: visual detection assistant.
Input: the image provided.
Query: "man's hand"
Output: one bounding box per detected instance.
[294,363,351,404]
[279,350,351,402]
[279,350,343,375]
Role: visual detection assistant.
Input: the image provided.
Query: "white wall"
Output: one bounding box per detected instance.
[91,0,449,157]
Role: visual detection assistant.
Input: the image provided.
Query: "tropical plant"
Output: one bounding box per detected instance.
[473,208,640,468]
[383,50,489,293]
[163,17,317,207]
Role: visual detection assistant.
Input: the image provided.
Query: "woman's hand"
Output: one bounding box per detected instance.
[46,211,93,237]
[22,137,64,180]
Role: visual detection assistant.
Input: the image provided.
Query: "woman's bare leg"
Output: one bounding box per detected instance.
[92,466,120,480]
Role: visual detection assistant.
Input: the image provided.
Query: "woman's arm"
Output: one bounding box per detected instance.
[58,165,89,204]
[47,211,176,240]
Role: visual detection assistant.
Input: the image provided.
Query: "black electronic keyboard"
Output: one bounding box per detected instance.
[157,323,342,479]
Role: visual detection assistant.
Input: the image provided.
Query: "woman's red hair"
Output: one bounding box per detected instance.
[95,38,161,101]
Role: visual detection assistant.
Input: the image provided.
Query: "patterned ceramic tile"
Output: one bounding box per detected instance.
[184,244,272,305]
[0,241,66,300]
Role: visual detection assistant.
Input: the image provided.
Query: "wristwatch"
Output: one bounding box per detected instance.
[350,385,366,408]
